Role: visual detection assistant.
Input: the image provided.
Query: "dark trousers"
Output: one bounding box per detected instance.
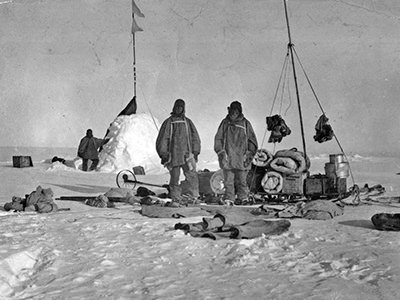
[82,159,99,171]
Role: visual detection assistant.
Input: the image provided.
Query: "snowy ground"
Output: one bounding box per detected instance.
[1,156,400,300]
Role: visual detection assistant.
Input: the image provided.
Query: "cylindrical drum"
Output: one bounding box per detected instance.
[325,162,349,178]
[329,154,345,164]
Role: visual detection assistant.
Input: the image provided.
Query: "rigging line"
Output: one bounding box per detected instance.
[283,0,307,159]
[333,133,356,186]
[132,14,137,97]
[292,48,356,186]
[292,47,325,115]
[260,126,269,149]
[261,52,290,148]
[279,55,291,115]
[269,52,290,116]
[139,86,159,131]
[283,58,293,116]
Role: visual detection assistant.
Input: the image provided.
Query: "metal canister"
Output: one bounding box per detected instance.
[335,162,350,178]
[329,154,345,164]
[324,162,349,178]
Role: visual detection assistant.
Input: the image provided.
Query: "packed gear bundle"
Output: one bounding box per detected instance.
[314,114,334,143]
[4,186,58,213]
[266,115,291,143]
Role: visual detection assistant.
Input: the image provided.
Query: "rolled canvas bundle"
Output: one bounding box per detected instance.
[261,171,283,194]
[269,148,309,175]
[252,149,273,167]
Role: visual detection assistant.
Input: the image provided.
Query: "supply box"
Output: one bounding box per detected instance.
[12,156,33,168]
[282,173,307,195]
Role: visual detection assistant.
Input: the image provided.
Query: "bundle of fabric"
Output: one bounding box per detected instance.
[277,200,344,220]
[85,195,115,208]
[314,114,334,143]
[261,171,283,194]
[4,186,58,213]
[3,196,25,212]
[266,115,291,143]
[300,200,344,220]
[252,149,273,167]
[104,187,135,198]
[269,148,310,175]
[174,209,291,239]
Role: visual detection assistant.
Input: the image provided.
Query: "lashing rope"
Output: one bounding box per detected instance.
[292,47,355,187]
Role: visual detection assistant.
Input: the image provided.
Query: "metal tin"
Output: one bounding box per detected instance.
[325,162,349,178]
[329,154,346,164]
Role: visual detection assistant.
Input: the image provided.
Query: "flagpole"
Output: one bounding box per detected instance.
[283,0,307,159]
[132,8,137,98]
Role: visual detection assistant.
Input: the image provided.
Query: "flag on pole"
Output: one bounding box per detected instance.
[132,0,144,34]
[131,19,143,33]
[132,0,145,18]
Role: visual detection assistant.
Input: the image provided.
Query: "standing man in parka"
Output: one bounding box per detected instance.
[77,129,104,171]
[156,99,201,202]
[214,101,258,204]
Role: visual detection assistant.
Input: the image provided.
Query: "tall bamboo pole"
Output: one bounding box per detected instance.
[132,7,137,98]
[283,0,307,159]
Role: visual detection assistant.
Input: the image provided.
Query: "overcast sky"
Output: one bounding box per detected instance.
[1,0,400,156]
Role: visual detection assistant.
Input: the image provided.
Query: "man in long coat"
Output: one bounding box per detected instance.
[214,101,258,204]
[77,129,104,171]
[156,99,201,202]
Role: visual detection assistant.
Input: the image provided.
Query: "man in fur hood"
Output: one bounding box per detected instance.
[77,129,104,171]
[156,99,201,202]
[214,101,258,204]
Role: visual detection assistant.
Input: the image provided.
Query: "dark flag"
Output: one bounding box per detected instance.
[132,0,144,33]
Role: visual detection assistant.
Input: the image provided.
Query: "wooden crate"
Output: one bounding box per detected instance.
[132,166,145,175]
[282,173,306,194]
[305,175,347,196]
[12,156,33,168]
[305,175,331,196]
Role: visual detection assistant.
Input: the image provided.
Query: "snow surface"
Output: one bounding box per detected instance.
[0,156,400,299]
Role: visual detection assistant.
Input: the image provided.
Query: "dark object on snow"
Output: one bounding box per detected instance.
[4,197,25,212]
[360,184,385,194]
[371,213,400,231]
[136,186,156,197]
[51,156,66,164]
[118,96,137,116]
[13,156,33,168]
[133,166,145,175]
[266,115,291,143]
[314,114,334,143]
